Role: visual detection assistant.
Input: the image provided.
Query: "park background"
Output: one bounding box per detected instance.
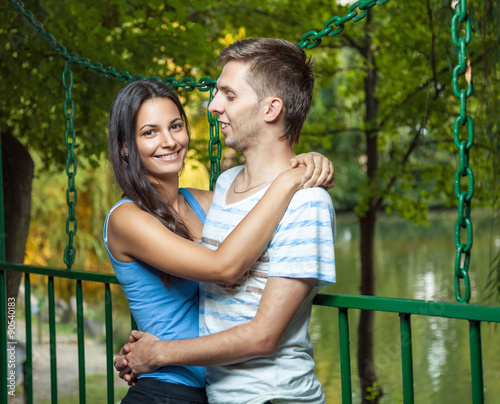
[1,0,499,403]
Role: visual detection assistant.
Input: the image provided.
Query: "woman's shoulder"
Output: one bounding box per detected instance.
[107,199,145,225]
[109,198,137,213]
[183,188,213,213]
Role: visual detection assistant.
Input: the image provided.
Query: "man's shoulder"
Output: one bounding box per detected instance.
[218,165,244,179]
[289,187,334,209]
[215,166,244,187]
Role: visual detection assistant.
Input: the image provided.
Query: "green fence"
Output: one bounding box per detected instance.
[1,262,499,404]
[1,262,119,404]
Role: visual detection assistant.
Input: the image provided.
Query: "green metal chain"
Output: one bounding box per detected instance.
[297,0,390,50]
[451,0,474,304]
[207,88,221,190]
[9,0,216,92]
[62,61,77,270]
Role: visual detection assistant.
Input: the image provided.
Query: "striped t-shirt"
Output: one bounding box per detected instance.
[200,166,336,404]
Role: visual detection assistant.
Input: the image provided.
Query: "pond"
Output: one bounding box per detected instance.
[311,209,500,404]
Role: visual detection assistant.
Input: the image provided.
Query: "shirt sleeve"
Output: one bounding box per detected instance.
[267,188,336,286]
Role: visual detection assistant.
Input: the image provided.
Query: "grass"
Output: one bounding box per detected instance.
[38,374,129,404]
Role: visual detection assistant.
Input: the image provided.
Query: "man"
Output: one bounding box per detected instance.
[116,37,336,403]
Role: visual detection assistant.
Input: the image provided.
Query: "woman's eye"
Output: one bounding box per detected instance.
[143,130,155,137]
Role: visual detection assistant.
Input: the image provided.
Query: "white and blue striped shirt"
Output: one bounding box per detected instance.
[200,166,336,403]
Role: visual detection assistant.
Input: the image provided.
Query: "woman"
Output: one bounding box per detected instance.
[104,79,334,403]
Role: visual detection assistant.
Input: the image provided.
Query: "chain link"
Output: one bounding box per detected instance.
[297,0,390,50]
[451,0,474,304]
[208,88,221,190]
[62,61,77,269]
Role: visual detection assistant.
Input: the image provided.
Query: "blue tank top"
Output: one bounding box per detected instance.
[103,189,206,387]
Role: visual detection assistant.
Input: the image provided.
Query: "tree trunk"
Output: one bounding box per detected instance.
[357,11,383,403]
[358,209,381,402]
[1,131,34,301]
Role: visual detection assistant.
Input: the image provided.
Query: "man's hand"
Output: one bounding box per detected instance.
[114,331,161,385]
[290,152,336,190]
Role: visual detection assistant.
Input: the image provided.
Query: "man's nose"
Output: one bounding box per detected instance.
[208,91,222,115]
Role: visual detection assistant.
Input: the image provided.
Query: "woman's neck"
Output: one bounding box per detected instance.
[149,174,181,210]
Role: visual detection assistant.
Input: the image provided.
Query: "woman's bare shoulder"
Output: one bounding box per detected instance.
[185,188,213,213]
[109,200,141,216]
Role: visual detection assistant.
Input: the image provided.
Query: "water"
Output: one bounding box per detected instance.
[311,209,500,403]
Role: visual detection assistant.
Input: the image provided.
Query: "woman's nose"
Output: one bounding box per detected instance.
[160,132,176,148]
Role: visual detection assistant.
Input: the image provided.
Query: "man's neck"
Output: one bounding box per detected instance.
[244,134,295,175]
[225,142,295,204]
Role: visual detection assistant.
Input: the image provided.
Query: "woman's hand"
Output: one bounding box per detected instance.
[274,165,309,193]
[290,152,336,190]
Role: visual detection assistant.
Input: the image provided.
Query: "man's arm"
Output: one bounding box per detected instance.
[117,277,316,380]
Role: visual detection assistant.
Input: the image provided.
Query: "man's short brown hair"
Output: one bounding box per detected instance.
[218,38,314,145]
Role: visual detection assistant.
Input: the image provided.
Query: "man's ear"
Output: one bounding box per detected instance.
[263,97,283,123]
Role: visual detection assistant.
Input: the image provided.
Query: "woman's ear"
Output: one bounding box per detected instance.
[263,97,283,123]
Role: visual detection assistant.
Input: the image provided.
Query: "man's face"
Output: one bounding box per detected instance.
[208,61,263,151]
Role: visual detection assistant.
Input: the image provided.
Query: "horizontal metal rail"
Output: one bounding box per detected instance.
[313,293,500,322]
[2,263,499,403]
[1,262,119,284]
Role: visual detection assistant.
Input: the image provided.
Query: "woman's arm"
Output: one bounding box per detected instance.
[107,167,306,284]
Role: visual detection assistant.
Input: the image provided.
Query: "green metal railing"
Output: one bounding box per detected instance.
[313,294,500,404]
[1,262,120,404]
[1,262,499,404]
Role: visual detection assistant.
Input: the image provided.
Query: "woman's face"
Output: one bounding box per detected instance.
[134,97,189,180]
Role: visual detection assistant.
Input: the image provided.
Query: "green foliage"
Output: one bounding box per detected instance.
[297,0,499,218]
[4,0,498,213]
[365,380,382,402]
[485,213,500,305]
